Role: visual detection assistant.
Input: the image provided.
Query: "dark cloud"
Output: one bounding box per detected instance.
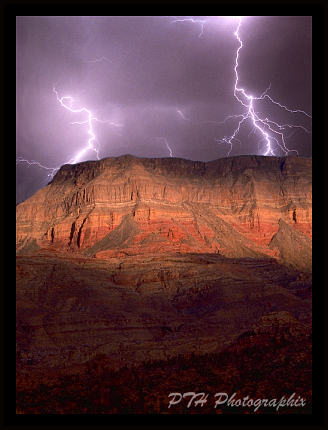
[16,16,312,203]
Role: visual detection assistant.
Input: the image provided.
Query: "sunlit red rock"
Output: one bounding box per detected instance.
[16,154,312,270]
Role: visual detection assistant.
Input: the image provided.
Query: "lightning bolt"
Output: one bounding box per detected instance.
[82,57,112,64]
[154,137,173,157]
[53,83,101,163]
[175,17,312,157]
[231,18,311,155]
[16,157,59,178]
[171,16,206,38]
[177,110,191,121]
[17,81,123,178]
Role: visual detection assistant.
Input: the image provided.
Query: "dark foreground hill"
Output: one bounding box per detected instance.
[16,307,312,414]
[16,252,311,372]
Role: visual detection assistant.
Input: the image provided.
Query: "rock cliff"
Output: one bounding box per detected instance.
[16,154,312,270]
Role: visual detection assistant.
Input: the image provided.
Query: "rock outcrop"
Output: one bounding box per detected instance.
[16,154,312,270]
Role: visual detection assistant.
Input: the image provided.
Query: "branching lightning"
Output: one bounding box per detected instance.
[171,16,206,38]
[17,81,123,178]
[176,16,312,157]
[228,18,311,156]
[16,157,59,178]
[53,83,101,163]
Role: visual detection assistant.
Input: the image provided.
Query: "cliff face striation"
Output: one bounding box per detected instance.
[16,154,312,270]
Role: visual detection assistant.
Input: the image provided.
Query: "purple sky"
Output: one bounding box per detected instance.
[16,16,312,203]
